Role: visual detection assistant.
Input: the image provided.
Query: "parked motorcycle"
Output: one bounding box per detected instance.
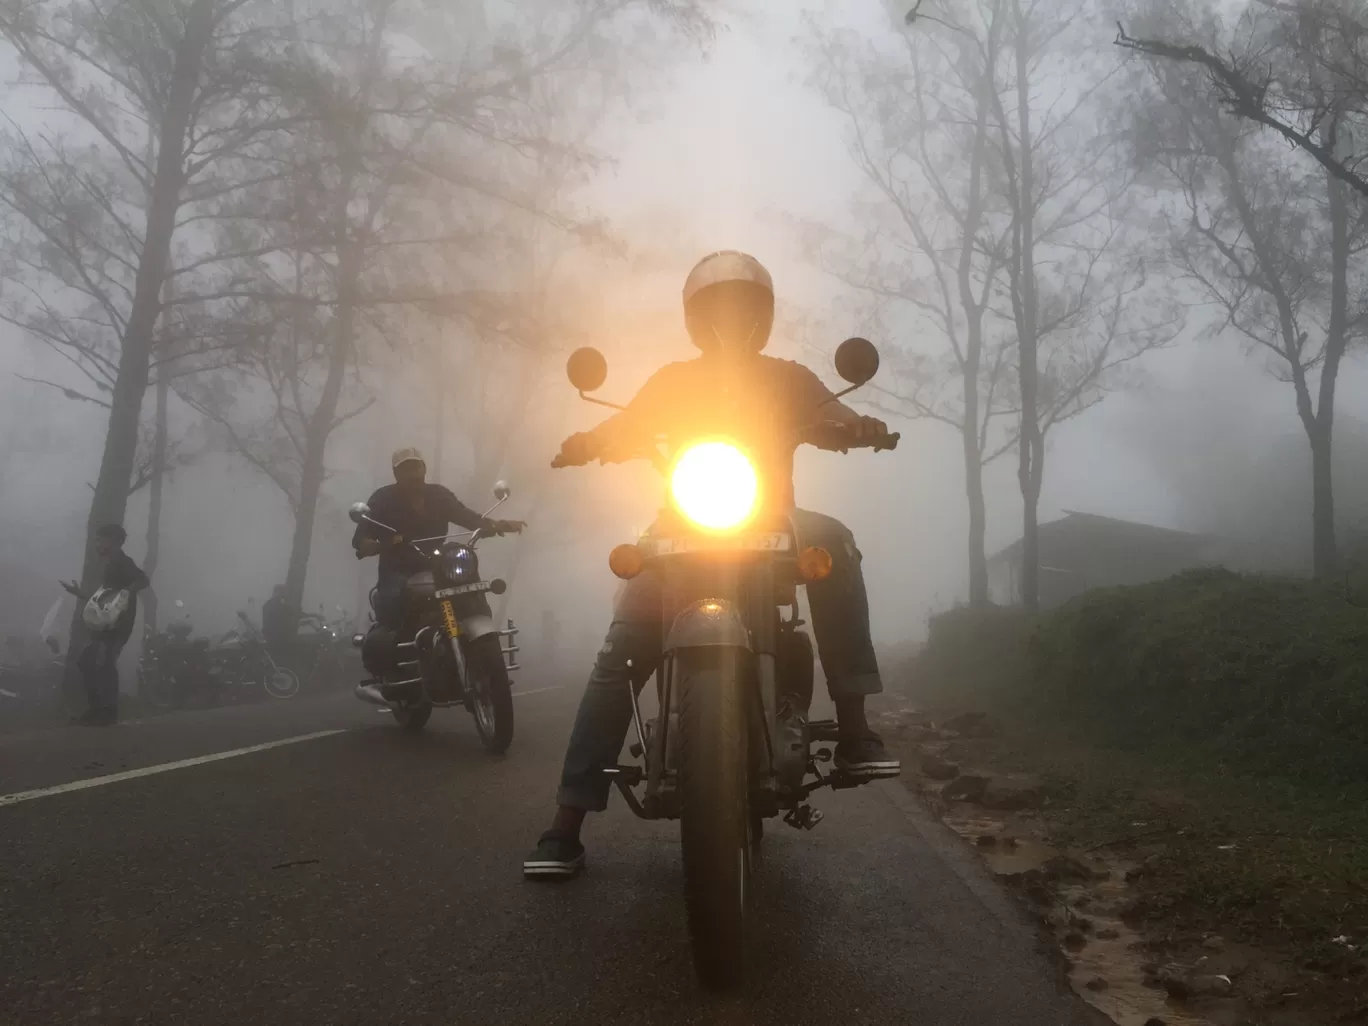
[210,611,300,700]
[552,338,899,989]
[349,483,521,753]
[138,600,204,708]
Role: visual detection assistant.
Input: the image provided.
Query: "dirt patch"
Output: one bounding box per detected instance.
[876,694,1368,1026]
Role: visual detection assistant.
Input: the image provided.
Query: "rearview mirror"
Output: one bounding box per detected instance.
[835,337,880,387]
[493,480,511,501]
[349,502,370,524]
[490,578,508,595]
[566,347,608,393]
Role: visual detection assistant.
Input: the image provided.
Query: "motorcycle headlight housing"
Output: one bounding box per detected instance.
[669,440,760,532]
[438,543,478,583]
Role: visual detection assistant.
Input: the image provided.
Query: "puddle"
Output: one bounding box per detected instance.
[940,809,1217,1026]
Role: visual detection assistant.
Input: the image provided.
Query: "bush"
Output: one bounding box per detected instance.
[910,603,1035,707]
[914,569,1368,789]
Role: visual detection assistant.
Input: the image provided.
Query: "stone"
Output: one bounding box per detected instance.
[920,754,960,781]
[1085,977,1109,992]
[1043,855,1096,884]
[980,777,1043,811]
[941,774,989,803]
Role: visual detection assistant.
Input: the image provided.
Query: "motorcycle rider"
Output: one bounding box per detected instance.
[352,448,524,699]
[524,250,901,880]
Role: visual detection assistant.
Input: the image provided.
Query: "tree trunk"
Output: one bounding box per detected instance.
[143,368,170,634]
[965,444,989,606]
[1011,1,1044,614]
[62,0,215,702]
[282,241,362,615]
[1309,120,1350,580]
[1310,423,1337,579]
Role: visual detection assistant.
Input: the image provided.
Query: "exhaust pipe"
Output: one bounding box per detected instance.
[354,682,390,707]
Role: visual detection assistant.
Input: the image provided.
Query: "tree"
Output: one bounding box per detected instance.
[801,1,1017,607]
[976,0,1179,610]
[1122,0,1368,577]
[802,0,1175,608]
[186,0,713,615]
[1116,0,1368,198]
[0,0,307,695]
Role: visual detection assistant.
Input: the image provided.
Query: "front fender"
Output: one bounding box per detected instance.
[664,598,752,654]
[459,614,501,643]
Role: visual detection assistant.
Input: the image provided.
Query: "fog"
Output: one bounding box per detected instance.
[2,0,1366,683]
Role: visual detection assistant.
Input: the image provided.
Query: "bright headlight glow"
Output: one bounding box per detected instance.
[670,441,759,531]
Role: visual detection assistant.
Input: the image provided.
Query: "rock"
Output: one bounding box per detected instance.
[942,710,988,733]
[975,834,997,849]
[1001,836,1019,850]
[980,777,1043,811]
[1085,977,1109,992]
[1042,855,1095,884]
[1202,935,1225,951]
[1143,1019,1167,1026]
[941,774,989,803]
[1096,928,1121,941]
[920,754,960,781]
[1063,931,1088,951]
[1160,967,1234,1001]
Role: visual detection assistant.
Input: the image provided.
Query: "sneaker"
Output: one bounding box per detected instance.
[834,733,901,779]
[523,830,585,881]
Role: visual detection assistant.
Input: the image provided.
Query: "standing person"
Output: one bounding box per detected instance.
[261,584,296,670]
[61,524,149,726]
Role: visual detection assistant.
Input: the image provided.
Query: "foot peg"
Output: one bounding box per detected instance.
[783,803,824,831]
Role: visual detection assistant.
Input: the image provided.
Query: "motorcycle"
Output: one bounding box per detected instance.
[348,482,522,753]
[210,611,300,700]
[138,601,203,708]
[552,337,899,990]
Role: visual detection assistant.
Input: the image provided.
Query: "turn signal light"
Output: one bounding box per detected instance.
[609,543,644,580]
[797,546,833,582]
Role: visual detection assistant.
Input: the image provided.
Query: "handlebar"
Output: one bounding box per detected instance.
[551,423,900,469]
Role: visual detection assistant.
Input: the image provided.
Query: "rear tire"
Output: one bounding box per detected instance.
[677,647,753,991]
[467,634,514,754]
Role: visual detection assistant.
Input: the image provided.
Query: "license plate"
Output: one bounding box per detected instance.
[434,582,491,599]
[648,532,793,556]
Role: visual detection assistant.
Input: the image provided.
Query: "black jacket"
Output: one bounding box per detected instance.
[352,483,491,577]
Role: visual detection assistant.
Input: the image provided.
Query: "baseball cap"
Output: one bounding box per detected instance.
[392,447,426,470]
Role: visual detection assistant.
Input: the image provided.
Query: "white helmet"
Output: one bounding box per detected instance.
[682,251,775,353]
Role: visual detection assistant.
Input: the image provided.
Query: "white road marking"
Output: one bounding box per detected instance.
[0,729,348,809]
[511,685,564,698]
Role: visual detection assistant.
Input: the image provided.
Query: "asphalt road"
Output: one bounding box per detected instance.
[1,674,1109,1026]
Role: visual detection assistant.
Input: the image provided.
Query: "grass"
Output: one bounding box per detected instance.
[907,568,1368,965]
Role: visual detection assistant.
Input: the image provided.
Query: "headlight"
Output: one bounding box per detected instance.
[438,545,477,581]
[669,441,759,531]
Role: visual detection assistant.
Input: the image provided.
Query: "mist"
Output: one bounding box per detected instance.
[2,0,1365,676]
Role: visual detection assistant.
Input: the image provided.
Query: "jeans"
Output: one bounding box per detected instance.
[79,634,127,715]
[556,509,882,812]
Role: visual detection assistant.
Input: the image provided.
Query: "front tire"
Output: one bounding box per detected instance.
[466,634,514,754]
[262,664,300,700]
[677,647,753,991]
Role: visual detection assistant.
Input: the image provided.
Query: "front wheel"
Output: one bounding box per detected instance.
[677,647,753,991]
[262,662,300,700]
[465,634,514,754]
